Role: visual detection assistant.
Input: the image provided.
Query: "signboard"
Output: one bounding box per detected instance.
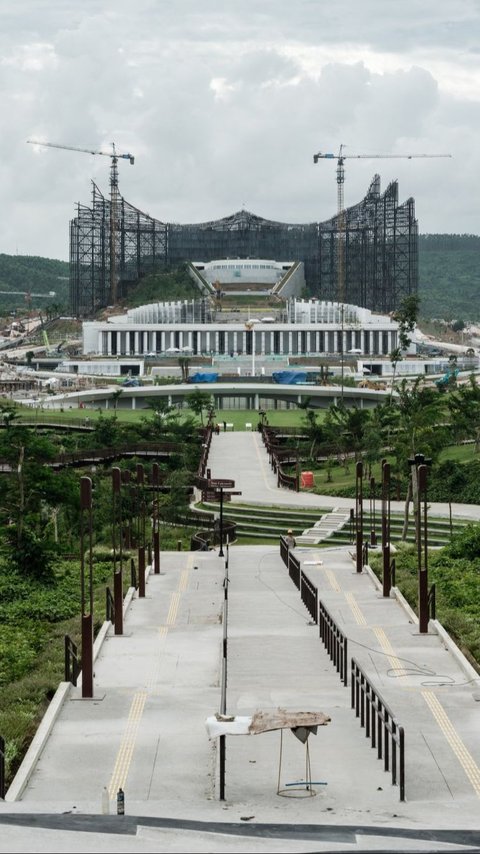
[213,490,242,497]
[208,478,235,489]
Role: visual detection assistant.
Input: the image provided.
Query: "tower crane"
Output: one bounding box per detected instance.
[313,144,452,396]
[313,144,451,224]
[27,140,135,305]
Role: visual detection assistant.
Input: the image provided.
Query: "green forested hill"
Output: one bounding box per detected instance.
[0,235,478,321]
[0,255,69,314]
[418,234,480,321]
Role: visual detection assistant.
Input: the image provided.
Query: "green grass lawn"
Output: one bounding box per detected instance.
[13,403,318,430]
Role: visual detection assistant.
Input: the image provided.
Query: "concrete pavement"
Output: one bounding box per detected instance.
[1,431,479,853]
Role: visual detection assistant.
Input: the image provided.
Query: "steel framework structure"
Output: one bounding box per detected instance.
[70,175,417,317]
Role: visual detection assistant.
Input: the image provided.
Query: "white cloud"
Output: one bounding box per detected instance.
[0,0,478,260]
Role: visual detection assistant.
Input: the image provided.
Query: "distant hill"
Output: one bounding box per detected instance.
[0,254,69,314]
[418,234,480,322]
[0,235,478,322]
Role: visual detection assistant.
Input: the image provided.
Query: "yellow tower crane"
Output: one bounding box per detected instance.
[27,140,135,305]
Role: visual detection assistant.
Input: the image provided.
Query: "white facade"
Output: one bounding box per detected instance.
[194,258,292,286]
[83,299,400,359]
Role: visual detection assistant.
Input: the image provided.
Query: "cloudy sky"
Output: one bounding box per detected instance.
[1,0,479,260]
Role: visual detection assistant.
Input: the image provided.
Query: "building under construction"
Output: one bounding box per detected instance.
[69,174,417,318]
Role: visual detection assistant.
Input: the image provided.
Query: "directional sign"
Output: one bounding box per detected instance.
[213,490,242,497]
[208,478,235,489]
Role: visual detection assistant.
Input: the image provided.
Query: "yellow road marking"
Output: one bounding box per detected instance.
[108,557,194,791]
[166,590,180,625]
[372,627,407,676]
[423,691,480,797]
[325,568,341,592]
[345,591,367,625]
[179,568,189,592]
[108,692,147,796]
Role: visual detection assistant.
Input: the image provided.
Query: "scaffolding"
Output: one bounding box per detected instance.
[70,175,417,317]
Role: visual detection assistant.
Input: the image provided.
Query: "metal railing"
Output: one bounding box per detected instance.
[190,520,236,551]
[130,557,137,590]
[287,548,300,589]
[64,635,80,686]
[350,658,405,801]
[300,569,318,623]
[319,601,348,686]
[106,586,115,624]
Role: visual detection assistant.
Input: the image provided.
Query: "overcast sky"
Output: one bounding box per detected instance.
[1,0,479,260]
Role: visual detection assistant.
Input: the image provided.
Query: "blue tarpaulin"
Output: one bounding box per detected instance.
[272,371,308,384]
[189,372,219,383]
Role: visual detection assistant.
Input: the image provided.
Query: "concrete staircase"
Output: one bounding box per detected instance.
[295,509,350,545]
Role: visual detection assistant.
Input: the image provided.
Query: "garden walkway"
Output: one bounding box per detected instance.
[0,431,479,853]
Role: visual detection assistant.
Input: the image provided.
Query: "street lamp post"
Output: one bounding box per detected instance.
[80,476,94,698]
[245,320,257,377]
[152,461,161,574]
[111,466,124,634]
[369,476,377,546]
[408,453,432,633]
[218,487,224,557]
[136,463,146,597]
[381,460,391,597]
[355,460,363,573]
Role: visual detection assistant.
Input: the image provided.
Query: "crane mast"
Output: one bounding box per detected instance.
[312,144,452,397]
[27,139,135,305]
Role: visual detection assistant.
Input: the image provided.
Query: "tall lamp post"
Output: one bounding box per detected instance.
[152,461,161,574]
[381,460,392,597]
[369,475,377,546]
[245,320,257,378]
[355,460,364,573]
[408,453,432,633]
[80,476,94,698]
[136,463,146,597]
[111,467,124,634]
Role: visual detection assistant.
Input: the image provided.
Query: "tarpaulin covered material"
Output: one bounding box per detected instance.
[205,709,330,739]
[188,372,219,383]
[272,371,308,384]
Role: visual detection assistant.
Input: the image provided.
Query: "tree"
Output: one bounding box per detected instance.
[186,390,213,426]
[110,388,123,410]
[178,356,191,382]
[447,376,480,452]
[389,294,420,400]
[385,378,447,538]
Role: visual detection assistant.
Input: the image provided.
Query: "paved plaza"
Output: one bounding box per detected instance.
[0,432,479,853]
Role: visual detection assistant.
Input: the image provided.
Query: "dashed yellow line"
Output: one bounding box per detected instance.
[109,558,193,790]
[423,691,480,798]
[146,627,169,693]
[179,568,189,592]
[108,691,147,796]
[373,626,407,676]
[345,591,367,625]
[166,590,181,625]
[324,568,341,592]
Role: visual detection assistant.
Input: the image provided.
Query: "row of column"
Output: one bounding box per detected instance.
[101,328,397,357]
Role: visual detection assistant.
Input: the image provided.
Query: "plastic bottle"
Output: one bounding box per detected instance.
[117,787,125,815]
